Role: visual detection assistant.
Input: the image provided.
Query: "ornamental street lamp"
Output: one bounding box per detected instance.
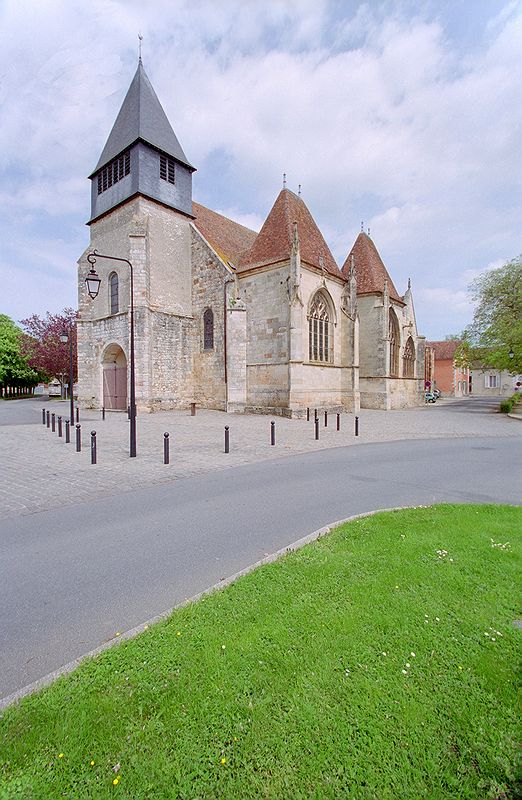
[59,329,75,427]
[85,250,137,458]
[508,347,514,360]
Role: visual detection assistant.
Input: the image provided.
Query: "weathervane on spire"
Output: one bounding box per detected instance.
[283,173,287,189]
[138,33,143,62]
[361,221,364,233]
[298,184,301,197]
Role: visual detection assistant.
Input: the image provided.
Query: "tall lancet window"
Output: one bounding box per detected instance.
[403,336,415,378]
[203,308,214,350]
[109,272,119,315]
[389,309,400,377]
[308,292,332,363]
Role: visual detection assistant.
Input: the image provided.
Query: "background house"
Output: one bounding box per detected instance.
[426,340,469,396]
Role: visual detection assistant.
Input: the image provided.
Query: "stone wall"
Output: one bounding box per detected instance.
[148,311,195,409]
[190,227,229,410]
[240,264,290,409]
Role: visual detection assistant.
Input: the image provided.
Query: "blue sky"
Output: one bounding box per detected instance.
[1,0,521,339]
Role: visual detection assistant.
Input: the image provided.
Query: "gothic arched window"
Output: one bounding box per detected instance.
[389,309,400,377]
[109,272,119,315]
[403,336,415,378]
[203,308,214,350]
[308,292,332,363]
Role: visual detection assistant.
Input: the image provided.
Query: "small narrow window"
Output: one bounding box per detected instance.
[109,272,119,314]
[203,308,214,350]
[160,154,175,184]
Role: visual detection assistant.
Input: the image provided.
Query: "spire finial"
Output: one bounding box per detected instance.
[408,277,411,290]
[361,221,364,233]
[367,227,371,237]
[298,184,301,197]
[138,33,143,62]
[283,172,287,189]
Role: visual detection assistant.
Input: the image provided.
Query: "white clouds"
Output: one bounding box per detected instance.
[0,0,520,338]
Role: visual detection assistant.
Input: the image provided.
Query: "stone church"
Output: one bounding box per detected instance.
[78,60,425,415]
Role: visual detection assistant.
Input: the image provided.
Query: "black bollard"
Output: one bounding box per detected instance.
[58,416,62,437]
[90,431,97,464]
[75,423,81,452]
[42,408,46,425]
[191,402,196,416]
[75,406,79,423]
[163,432,170,464]
[306,407,310,421]
[315,417,319,440]
[355,415,359,437]
[271,420,276,446]
[51,413,56,432]
[337,412,340,431]
[46,410,50,428]
[324,410,328,427]
[65,420,70,444]
[224,425,230,454]
[314,408,318,422]
[102,406,105,420]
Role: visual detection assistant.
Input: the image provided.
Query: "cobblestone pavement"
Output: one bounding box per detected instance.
[1,397,520,520]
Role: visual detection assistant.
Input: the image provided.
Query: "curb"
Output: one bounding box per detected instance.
[0,505,414,712]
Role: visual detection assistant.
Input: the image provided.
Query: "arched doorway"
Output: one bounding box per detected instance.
[102,344,127,410]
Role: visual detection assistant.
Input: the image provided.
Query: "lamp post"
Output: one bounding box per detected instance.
[508,347,514,361]
[59,329,75,427]
[85,250,137,458]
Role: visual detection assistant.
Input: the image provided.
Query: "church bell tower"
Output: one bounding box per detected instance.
[88,58,195,223]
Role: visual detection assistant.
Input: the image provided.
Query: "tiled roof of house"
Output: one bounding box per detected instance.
[237,189,343,278]
[192,202,258,264]
[342,232,402,302]
[426,340,462,360]
[91,60,195,176]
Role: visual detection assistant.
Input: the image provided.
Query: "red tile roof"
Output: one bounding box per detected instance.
[342,233,402,302]
[237,189,343,278]
[192,201,257,264]
[426,340,462,360]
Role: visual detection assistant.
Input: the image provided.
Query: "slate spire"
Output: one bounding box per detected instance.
[92,60,194,175]
[89,61,195,223]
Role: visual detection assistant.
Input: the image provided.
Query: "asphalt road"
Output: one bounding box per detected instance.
[1,433,520,702]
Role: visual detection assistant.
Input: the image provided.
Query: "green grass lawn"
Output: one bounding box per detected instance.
[1,504,520,799]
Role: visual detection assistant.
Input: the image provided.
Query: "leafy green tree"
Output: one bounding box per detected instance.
[458,256,522,373]
[0,314,39,390]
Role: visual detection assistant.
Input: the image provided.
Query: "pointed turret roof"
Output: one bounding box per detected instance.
[238,189,343,278]
[91,60,195,176]
[342,232,403,302]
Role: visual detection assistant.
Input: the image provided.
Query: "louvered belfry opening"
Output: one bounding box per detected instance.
[159,154,175,184]
[97,151,130,194]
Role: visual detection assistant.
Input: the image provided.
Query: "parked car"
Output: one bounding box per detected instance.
[425,391,437,403]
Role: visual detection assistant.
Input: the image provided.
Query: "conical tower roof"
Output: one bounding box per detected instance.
[343,232,402,302]
[238,189,343,277]
[91,60,195,176]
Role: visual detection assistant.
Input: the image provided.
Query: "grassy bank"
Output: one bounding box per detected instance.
[0,504,520,799]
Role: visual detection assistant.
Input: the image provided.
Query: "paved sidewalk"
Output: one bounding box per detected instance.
[1,397,520,520]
